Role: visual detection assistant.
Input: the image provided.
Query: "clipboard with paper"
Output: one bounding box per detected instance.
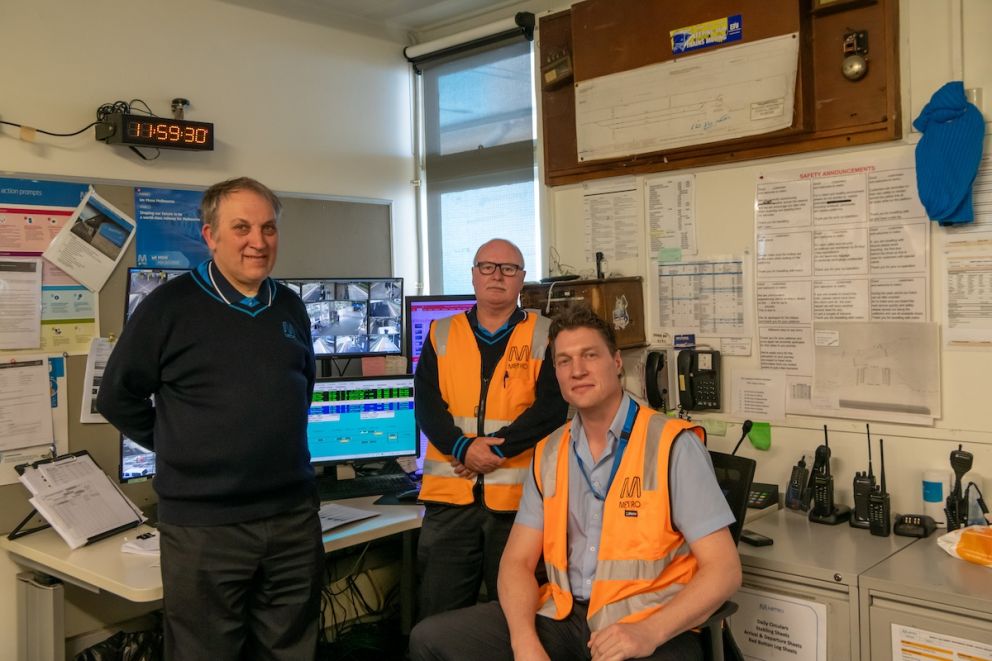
[8,450,144,549]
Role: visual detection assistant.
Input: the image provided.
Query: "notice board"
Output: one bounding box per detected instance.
[539,0,899,186]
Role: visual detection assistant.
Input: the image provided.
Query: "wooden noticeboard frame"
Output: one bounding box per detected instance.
[539,0,899,186]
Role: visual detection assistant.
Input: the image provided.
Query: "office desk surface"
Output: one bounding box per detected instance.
[860,534,992,615]
[740,508,916,586]
[1,496,424,603]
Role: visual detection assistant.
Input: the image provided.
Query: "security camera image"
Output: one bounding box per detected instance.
[279,277,403,357]
[126,268,188,321]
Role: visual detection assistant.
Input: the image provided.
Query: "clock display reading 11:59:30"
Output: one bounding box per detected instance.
[95,112,214,151]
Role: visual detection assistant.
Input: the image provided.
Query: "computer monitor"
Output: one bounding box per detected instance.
[405,294,476,373]
[404,294,476,470]
[279,277,404,358]
[125,267,188,321]
[308,374,417,465]
[120,434,155,483]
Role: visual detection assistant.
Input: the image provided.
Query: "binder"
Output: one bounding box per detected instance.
[8,450,144,548]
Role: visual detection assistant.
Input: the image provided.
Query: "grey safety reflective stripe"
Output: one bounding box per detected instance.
[528,312,551,357]
[594,543,692,582]
[450,416,514,439]
[484,465,529,485]
[538,427,567,498]
[641,415,669,491]
[587,583,685,631]
[537,563,571,618]
[434,316,452,357]
[422,459,460,478]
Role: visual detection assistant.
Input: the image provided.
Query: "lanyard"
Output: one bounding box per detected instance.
[573,400,639,501]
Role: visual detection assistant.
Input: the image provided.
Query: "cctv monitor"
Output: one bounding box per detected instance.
[120,434,156,483]
[279,277,404,358]
[125,267,188,321]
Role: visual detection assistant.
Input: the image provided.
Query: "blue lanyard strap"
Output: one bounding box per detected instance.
[573,400,640,501]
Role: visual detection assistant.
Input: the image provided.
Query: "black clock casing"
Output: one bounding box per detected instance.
[96,112,214,151]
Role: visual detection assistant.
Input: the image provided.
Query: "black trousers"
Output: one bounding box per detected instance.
[416,502,516,620]
[158,495,324,661]
[409,600,703,661]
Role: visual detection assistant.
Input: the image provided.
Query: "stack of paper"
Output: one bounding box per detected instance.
[121,532,160,556]
[17,452,144,549]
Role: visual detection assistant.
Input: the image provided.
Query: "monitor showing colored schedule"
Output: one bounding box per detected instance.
[405,294,476,372]
[308,375,417,465]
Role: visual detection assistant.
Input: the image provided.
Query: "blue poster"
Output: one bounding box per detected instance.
[134,187,209,268]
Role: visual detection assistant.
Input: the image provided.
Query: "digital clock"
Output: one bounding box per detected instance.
[96,112,214,151]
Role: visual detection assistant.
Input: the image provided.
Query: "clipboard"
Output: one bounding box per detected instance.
[8,450,143,548]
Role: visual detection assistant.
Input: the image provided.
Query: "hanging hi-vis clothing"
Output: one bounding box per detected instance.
[534,405,706,630]
[420,311,550,512]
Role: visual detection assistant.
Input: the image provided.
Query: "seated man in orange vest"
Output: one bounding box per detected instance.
[410,305,741,661]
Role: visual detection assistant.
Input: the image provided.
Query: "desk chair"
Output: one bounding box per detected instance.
[699,450,756,661]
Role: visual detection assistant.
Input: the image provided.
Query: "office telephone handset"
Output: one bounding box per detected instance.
[645,350,671,411]
[676,349,721,411]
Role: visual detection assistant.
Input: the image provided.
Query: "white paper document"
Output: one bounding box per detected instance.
[732,369,785,421]
[583,179,643,265]
[0,357,54,451]
[80,337,115,423]
[576,33,799,161]
[17,451,143,549]
[318,502,380,532]
[654,257,749,337]
[0,258,43,350]
[43,189,136,292]
[891,623,992,660]
[645,174,696,258]
[943,246,992,345]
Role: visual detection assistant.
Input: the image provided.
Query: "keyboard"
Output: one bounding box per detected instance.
[317,472,418,501]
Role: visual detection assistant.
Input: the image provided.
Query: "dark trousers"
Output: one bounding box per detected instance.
[158,495,324,661]
[416,502,515,620]
[409,601,703,661]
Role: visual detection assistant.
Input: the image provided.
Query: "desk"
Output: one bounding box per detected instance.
[734,508,916,660]
[859,535,992,660]
[0,496,423,661]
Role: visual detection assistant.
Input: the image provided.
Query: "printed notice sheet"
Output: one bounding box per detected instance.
[0,257,43,350]
[732,369,785,421]
[645,174,696,260]
[654,257,749,337]
[43,189,136,292]
[731,587,826,661]
[891,624,992,660]
[575,33,799,161]
[755,151,930,420]
[80,337,114,423]
[0,357,53,451]
[583,178,643,266]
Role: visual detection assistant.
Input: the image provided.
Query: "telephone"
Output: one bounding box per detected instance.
[645,350,673,411]
[676,349,721,411]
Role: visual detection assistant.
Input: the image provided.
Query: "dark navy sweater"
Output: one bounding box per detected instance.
[97,262,316,526]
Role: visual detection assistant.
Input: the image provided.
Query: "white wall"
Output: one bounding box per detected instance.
[1,0,417,656]
[547,0,992,517]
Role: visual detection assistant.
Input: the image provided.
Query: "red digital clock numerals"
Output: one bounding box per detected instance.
[126,120,210,146]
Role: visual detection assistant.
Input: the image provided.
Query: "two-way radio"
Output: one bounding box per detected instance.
[808,425,851,525]
[851,424,876,529]
[945,444,974,531]
[785,455,810,511]
[867,438,891,536]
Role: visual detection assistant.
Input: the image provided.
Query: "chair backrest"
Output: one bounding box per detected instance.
[708,451,756,545]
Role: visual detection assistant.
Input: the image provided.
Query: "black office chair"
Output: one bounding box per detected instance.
[698,450,756,661]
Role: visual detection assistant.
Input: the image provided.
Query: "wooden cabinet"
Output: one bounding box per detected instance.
[520,276,646,349]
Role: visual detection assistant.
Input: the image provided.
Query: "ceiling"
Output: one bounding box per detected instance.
[218,0,528,43]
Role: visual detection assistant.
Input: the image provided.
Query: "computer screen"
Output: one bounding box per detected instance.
[279,277,404,358]
[405,294,476,373]
[405,294,476,470]
[125,267,188,321]
[308,374,417,465]
[120,434,155,483]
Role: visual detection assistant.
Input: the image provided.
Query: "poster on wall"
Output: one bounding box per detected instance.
[134,187,208,268]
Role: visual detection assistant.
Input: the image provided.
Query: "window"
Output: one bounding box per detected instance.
[419,38,540,294]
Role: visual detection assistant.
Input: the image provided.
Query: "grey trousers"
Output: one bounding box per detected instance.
[158,495,324,661]
[409,600,703,661]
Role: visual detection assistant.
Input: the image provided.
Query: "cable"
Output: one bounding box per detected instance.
[0,119,101,137]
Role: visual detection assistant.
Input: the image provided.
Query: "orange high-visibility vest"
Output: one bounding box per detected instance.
[534,406,705,630]
[420,311,549,512]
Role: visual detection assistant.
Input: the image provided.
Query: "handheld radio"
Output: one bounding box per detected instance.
[851,423,876,529]
[785,455,810,511]
[867,438,891,536]
[945,444,974,531]
[808,425,851,525]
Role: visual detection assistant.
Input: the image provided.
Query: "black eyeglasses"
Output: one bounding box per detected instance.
[475,261,523,277]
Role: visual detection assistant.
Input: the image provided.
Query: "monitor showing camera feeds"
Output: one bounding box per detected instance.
[120,434,155,483]
[125,267,188,321]
[279,277,403,358]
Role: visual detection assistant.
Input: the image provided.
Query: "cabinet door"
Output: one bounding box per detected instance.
[869,593,992,661]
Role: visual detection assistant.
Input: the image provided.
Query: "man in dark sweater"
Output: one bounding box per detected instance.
[97,177,322,661]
